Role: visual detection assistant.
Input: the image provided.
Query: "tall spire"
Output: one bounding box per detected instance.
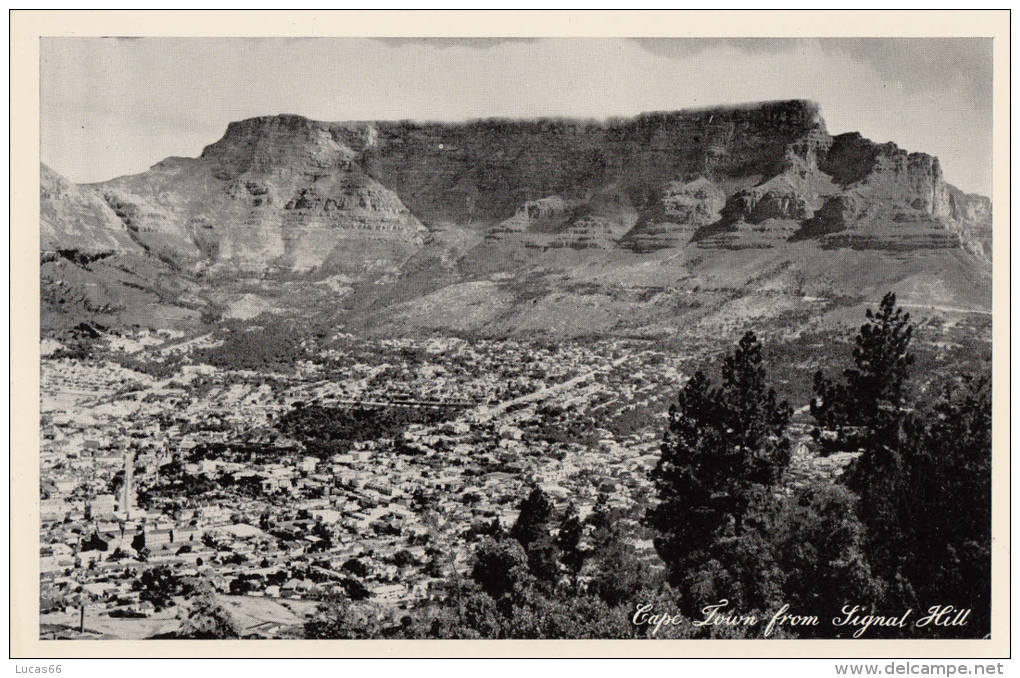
[122,450,134,521]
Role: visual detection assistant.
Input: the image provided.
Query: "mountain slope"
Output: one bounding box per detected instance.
[41,164,142,256]
[94,114,426,277]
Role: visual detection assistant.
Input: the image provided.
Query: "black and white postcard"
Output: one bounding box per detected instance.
[10,9,1010,659]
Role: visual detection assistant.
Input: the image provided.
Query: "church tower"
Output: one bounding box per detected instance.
[121,450,134,520]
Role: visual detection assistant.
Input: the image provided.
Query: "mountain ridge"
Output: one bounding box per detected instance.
[40,99,992,337]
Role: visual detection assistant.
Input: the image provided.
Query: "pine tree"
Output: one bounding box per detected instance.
[811,293,917,593]
[510,486,553,548]
[812,291,914,453]
[508,486,562,583]
[469,535,533,608]
[555,503,586,585]
[906,375,992,637]
[647,331,792,607]
[810,295,991,637]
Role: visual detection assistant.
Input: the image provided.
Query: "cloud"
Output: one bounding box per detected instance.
[373,37,538,50]
[820,38,991,108]
[630,37,991,109]
[630,37,802,60]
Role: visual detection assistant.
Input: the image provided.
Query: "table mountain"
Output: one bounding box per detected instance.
[40,100,992,337]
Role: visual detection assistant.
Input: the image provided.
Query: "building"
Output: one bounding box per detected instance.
[119,451,134,520]
[91,494,116,516]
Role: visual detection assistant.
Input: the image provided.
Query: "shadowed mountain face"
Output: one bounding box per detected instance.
[41,100,992,337]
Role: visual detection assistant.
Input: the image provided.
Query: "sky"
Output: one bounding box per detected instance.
[40,37,993,195]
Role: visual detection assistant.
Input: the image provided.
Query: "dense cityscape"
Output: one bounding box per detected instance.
[40,328,686,637]
[39,297,992,640]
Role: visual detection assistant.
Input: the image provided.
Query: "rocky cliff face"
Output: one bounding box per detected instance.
[784,132,991,252]
[90,114,426,278]
[946,186,992,259]
[341,100,985,257]
[358,100,824,226]
[47,100,989,274]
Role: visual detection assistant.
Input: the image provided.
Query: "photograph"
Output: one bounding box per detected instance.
[11,10,1008,660]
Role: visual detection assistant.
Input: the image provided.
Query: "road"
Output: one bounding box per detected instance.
[467,353,635,424]
[898,303,991,316]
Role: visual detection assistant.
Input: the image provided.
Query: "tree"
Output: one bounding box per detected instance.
[585,492,617,552]
[456,591,506,639]
[811,291,914,454]
[903,375,992,637]
[555,503,587,585]
[524,533,561,586]
[304,596,381,639]
[681,485,787,614]
[647,330,792,610]
[109,470,125,496]
[811,295,991,637]
[465,517,503,542]
[340,577,372,601]
[811,294,917,597]
[510,486,553,549]
[392,549,418,569]
[508,485,564,583]
[579,494,650,607]
[134,565,186,611]
[229,577,255,595]
[470,535,533,606]
[773,482,884,635]
[177,592,243,639]
[585,528,649,607]
[423,546,447,578]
